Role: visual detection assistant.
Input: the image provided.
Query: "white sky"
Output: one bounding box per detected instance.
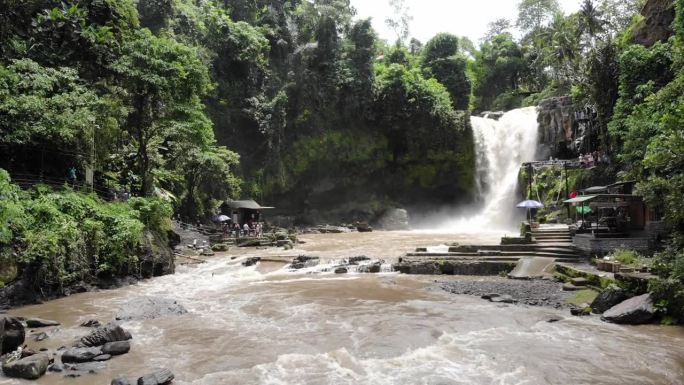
[350,0,583,44]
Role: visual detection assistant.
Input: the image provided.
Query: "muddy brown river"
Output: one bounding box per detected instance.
[2,232,683,384]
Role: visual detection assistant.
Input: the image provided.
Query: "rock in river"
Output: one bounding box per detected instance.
[590,285,628,314]
[61,347,103,363]
[102,340,131,356]
[601,293,656,325]
[25,318,60,328]
[112,378,132,385]
[79,322,132,347]
[1,316,25,354]
[137,368,174,385]
[334,267,348,274]
[1,353,49,380]
[116,296,188,321]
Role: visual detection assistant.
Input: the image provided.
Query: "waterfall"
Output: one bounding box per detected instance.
[439,107,540,233]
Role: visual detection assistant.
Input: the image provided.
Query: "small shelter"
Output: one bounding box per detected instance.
[220,200,274,227]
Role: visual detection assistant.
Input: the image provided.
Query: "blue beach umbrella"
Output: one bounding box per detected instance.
[516,200,544,223]
[212,214,230,223]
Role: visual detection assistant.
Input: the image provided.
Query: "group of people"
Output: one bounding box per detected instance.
[222,221,263,238]
[578,150,610,168]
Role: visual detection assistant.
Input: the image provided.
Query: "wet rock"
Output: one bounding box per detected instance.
[490,294,516,304]
[79,322,132,347]
[242,257,261,267]
[290,256,320,270]
[334,267,348,274]
[348,256,370,265]
[137,368,174,385]
[116,296,188,321]
[49,362,65,372]
[112,378,132,385]
[69,361,106,373]
[317,226,349,234]
[1,316,25,354]
[355,222,373,232]
[546,316,563,323]
[481,293,500,300]
[93,354,112,361]
[1,353,49,380]
[102,341,131,356]
[25,318,60,328]
[480,111,505,120]
[374,208,410,230]
[33,332,49,341]
[570,305,592,316]
[601,294,656,325]
[590,285,628,314]
[61,347,102,363]
[80,319,101,328]
[358,262,382,273]
[199,248,214,257]
[20,348,38,358]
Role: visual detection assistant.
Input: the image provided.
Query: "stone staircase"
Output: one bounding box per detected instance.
[396,225,585,275]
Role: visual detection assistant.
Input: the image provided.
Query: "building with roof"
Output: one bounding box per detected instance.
[220,200,274,227]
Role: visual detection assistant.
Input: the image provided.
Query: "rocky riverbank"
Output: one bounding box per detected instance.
[440,277,572,308]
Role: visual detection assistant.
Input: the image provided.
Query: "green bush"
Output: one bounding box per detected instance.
[0,169,172,290]
[609,248,641,266]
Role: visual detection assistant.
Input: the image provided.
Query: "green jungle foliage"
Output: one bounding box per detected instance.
[0,169,170,290]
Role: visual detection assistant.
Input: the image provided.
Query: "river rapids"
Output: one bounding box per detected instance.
[2,232,683,385]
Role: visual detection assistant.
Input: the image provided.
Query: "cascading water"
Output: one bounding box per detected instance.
[439,107,540,232]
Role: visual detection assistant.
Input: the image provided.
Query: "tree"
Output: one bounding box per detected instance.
[472,33,525,110]
[483,18,512,42]
[385,0,412,45]
[111,30,212,197]
[421,33,471,110]
[409,38,423,55]
[517,0,561,34]
[577,0,605,47]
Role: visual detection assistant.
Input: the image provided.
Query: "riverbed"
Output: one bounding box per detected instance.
[2,232,684,385]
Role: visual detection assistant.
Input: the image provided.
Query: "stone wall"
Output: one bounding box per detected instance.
[573,234,650,256]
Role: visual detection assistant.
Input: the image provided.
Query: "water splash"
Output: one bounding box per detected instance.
[438,107,540,233]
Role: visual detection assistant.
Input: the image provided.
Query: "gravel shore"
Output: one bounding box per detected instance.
[439,277,572,308]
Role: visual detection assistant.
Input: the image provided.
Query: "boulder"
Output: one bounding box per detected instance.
[334,267,348,274]
[69,361,106,373]
[137,368,174,385]
[79,322,132,347]
[25,318,60,328]
[80,319,101,328]
[358,262,382,273]
[115,297,188,321]
[601,293,656,325]
[48,362,65,372]
[112,378,132,385]
[570,305,592,316]
[242,257,261,267]
[93,354,112,361]
[33,332,49,341]
[61,347,102,363]
[374,208,410,230]
[1,353,49,380]
[481,293,500,300]
[348,256,370,265]
[290,256,320,270]
[102,341,131,356]
[1,316,25,354]
[591,285,628,314]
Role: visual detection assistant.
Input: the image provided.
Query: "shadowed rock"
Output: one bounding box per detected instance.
[138,368,174,385]
[1,316,25,354]
[591,285,628,314]
[61,347,102,363]
[102,340,131,356]
[602,294,656,325]
[1,353,49,380]
[79,322,132,347]
[25,318,60,328]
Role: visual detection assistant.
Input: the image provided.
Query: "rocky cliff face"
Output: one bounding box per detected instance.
[632,0,676,47]
[536,97,598,159]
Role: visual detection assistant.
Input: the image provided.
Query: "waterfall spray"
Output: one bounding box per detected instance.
[438,107,540,232]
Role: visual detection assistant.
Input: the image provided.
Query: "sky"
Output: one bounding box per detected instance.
[349,0,583,44]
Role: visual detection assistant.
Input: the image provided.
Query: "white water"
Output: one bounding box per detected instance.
[438,107,540,233]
